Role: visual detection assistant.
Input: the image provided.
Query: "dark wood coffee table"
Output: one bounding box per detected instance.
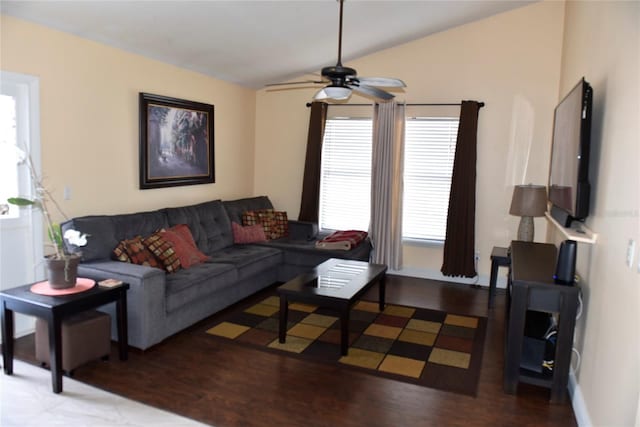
[277,258,387,355]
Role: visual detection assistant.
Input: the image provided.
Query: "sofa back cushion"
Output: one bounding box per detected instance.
[223,196,274,224]
[61,210,169,262]
[164,200,233,254]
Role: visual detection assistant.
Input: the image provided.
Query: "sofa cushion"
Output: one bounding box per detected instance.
[165,262,238,313]
[231,222,267,244]
[164,200,233,254]
[61,210,168,262]
[209,245,282,280]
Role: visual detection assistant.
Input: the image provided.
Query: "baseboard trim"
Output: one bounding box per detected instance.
[569,368,592,427]
[389,267,508,289]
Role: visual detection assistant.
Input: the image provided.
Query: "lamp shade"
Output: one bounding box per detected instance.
[509,185,548,217]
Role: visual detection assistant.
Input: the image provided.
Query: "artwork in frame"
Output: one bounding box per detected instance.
[139,93,215,189]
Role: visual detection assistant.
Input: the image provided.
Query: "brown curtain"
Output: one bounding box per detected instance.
[298,102,328,222]
[441,100,481,277]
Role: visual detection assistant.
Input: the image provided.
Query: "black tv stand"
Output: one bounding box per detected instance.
[504,241,580,403]
[550,205,573,228]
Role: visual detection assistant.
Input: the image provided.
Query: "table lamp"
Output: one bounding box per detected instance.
[509,184,548,241]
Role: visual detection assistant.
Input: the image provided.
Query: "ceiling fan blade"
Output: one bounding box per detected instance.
[314,87,352,101]
[265,80,325,87]
[356,77,406,88]
[349,84,395,101]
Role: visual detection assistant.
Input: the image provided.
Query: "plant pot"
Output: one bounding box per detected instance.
[45,255,81,289]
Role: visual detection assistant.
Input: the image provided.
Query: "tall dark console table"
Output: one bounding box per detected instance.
[504,241,580,403]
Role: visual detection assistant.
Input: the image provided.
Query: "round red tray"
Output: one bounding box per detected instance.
[30,278,96,296]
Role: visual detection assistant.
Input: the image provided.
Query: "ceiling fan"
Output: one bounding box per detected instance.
[266,0,406,102]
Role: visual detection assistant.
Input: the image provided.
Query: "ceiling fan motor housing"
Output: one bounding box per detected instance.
[321,65,357,86]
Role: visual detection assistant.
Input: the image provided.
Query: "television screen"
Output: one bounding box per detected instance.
[548,78,592,225]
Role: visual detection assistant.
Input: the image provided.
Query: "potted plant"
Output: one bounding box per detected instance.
[7,150,88,289]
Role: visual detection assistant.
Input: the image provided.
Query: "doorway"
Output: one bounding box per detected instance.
[0,71,43,338]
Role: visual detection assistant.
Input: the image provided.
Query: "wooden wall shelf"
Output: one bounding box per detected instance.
[545,212,597,244]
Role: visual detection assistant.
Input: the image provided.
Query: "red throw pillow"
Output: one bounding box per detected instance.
[231,222,267,244]
[160,225,209,269]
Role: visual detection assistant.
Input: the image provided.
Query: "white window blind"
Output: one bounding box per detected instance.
[402,118,459,241]
[318,115,459,242]
[319,118,372,231]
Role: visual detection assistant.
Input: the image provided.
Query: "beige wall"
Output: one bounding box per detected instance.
[255,1,565,282]
[1,15,256,224]
[3,1,638,424]
[547,1,640,425]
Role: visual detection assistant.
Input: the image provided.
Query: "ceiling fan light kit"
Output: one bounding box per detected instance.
[314,86,352,101]
[267,0,406,103]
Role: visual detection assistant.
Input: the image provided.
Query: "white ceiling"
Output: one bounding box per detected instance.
[1,0,534,88]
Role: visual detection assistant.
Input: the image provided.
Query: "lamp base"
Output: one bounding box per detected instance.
[517,216,535,242]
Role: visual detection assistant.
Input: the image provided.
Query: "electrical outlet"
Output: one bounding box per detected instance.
[474,251,480,261]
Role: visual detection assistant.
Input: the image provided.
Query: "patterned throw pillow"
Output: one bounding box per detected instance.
[231,222,267,244]
[160,224,209,269]
[142,232,181,273]
[242,209,288,240]
[112,240,132,262]
[122,236,163,269]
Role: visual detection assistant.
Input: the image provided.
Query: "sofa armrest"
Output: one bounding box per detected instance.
[77,261,167,350]
[287,220,319,241]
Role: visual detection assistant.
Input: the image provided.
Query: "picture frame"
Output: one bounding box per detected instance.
[139,93,215,189]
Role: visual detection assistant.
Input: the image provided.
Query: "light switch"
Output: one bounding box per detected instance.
[63,186,71,200]
[626,239,635,268]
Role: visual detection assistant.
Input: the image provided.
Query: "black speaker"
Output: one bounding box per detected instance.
[554,240,577,285]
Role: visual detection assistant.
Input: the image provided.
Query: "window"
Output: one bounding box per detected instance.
[318,114,459,242]
[403,118,459,241]
[319,118,372,231]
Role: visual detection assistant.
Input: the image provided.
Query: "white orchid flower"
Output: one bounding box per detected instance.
[63,229,88,247]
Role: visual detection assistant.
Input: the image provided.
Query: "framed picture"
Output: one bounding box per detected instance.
[139,93,215,189]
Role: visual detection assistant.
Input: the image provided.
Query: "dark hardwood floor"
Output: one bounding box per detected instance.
[12,275,577,427]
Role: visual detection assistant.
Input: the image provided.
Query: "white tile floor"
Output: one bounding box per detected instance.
[0,360,211,427]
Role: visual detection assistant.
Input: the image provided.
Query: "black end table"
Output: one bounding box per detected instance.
[1,281,129,393]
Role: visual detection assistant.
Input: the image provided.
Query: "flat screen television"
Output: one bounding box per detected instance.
[548,77,593,227]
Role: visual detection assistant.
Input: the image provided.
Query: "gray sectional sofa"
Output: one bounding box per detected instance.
[61,196,371,350]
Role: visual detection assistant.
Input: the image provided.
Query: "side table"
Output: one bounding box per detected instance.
[504,241,579,403]
[1,281,129,393]
[489,246,510,308]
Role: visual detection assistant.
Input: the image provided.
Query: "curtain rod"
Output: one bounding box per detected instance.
[305,102,485,108]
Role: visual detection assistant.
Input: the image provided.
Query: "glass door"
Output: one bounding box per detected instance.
[0,72,43,338]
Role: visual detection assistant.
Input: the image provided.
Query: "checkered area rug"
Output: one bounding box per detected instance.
[206,294,487,396]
